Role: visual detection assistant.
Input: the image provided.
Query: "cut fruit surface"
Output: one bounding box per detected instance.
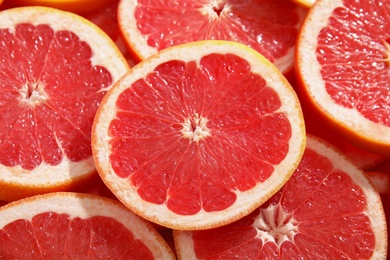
[295,0,390,155]
[174,134,388,259]
[118,0,306,73]
[0,6,129,201]
[0,192,176,259]
[92,40,306,230]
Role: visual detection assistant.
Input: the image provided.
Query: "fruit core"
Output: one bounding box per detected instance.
[20,80,48,106]
[201,0,229,17]
[181,113,211,142]
[254,204,298,246]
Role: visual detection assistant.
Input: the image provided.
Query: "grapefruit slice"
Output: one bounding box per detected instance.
[296,0,390,155]
[174,134,388,259]
[117,0,307,74]
[0,6,129,201]
[0,192,176,259]
[92,40,306,230]
[7,0,116,14]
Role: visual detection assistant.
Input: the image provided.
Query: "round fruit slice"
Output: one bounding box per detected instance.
[0,192,176,259]
[92,40,306,230]
[7,0,115,14]
[118,0,307,74]
[174,134,387,259]
[0,7,129,201]
[296,0,390,155]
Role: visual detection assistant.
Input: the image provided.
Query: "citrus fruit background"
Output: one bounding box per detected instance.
[0,0,389,258]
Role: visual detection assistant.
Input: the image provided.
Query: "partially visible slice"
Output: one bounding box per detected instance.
[174,135,387,259]
[0,7,130,201]
[295,0,390,155]
[92,40,306,230]
[0,192,176,259]
[118,0,307,74]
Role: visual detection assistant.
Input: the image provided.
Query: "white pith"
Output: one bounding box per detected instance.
[20,80,48,106]
[181,113,211,142]
[255,204,298,246]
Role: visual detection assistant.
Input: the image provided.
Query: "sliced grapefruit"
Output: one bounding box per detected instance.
[117,0,307,74]
[0,6,129,201]
[92,40,306,230]
[0,192,176,259]
[296,0,390,155]
[174,134,388,259]
[6,0,115,14]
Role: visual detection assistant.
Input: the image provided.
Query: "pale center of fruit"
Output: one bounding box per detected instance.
[200,0,229,18]
[254,204,298,246]
[181,113,211,142]
[20,80,48,106]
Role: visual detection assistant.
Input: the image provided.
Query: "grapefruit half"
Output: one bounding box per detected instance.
[92,40,306,230]
[0,6,129,201]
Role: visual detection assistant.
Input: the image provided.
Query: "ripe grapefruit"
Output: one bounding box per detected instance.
[0,192,176,259]
[118,0,307,74]
[0,6,129,201]
[296,0,390,155]
[174,135,388,259]
[92,40,306,230]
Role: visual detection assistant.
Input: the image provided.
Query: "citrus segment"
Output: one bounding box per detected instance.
[0,192,175,259]
[92,40,305,230]
[296,0,390,155]
[118,0,306,73]
[174,135,387,259]
[0,7,129,201]
[7,0,116,14]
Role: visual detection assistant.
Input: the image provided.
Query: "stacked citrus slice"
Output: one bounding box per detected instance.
[296,0,390,155]
[174,135,387,259]
[92,40,306,230]
[0,6,129,201]
[0,192,176,258]
[117,0,306,73]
